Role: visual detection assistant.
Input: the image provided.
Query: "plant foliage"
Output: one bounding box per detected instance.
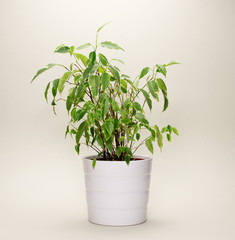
[32,24,179,165]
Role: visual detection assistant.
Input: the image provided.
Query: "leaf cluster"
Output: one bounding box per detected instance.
[32,23,179,166]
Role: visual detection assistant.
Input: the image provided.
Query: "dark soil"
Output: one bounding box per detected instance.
[88,157,145,161]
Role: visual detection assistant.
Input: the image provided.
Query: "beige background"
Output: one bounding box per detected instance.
[0,0,235,239]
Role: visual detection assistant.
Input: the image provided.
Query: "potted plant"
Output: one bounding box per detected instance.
[31,23,179,226]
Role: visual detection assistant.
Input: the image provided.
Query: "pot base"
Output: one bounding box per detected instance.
[88,207,147,226]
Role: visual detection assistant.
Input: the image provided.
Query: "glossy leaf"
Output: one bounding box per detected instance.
[145,138,153,154]
[97,22,110,33]
[76,43,92,50]
[133,102,142,111]
[101,73,110,91]
[92,158,97,169]
[54,46,70,53]
[74,53,89,67]
[31,63,57,82]
[58,71,73,93]
[101,99,109,118]
[147,81,159,100]
[140,89,152,110]
[44,82,50,102]
[157,78,167,91]
[88,75,100,97]
[108,64,120,83]
[165,61,180,66]
[139,67,150,79]
[161,89,168,112]
[101,41,124,51]
[172,127,179,136]
[76,121,88,144]
[125,155,130,165]
[156,64,167,77]
[99,53,108,66]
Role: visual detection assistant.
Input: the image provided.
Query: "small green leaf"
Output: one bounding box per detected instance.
[44,82,50,102]
[58,71,73,93]
[104,119,113,135]
[66,87,76,113]
[156,64,167,77]
[167,125,172,133]
[167,134,171,142]
[65,125,69,138]
[134,113,148,124]
[147,81,159,101]
[74,53,89,67]
[133,102,142,111]
[76,82,85,100]
[125,155,130,165]
[51,78,59,97]
[101,73,110,91]
[99,53,108,66]
[76,109,87,121]
[161,89,168,112]
[69,46,75,56]
[88,75,100,97]
[140,89,152,110]
[111,99,119,112]
[172,127,179,136]
[75,144,80,155]
[89,51,96,63]
[92,158,97,169]
[101,99,110,118]
[31,63,57,82]
[139,67,150,79]
[108,64,120,83]
[145,138,153,154]
[111,59,124,64]
[136,133,140,141]
[121,74,130,79]
[83,63,94,80]
[55,46,70,53]
[97,22,111,33]
[157,78,167,91]
[156,132,163,151]
[165,61,180,66]
[76,43,92,50]
[101,41,124,51]
[76,121,88,144]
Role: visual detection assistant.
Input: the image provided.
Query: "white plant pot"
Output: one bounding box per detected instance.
[83,155,152,226]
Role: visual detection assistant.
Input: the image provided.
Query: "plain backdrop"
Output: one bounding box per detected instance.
[0,0,234,239]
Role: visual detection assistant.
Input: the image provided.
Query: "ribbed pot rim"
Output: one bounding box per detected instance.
[83,154,152,163]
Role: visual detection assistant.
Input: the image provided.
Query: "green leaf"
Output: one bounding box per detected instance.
[101,99,110,118]
[167,134,171,142]
[101,73,110,91]
[156,132,163,151]
[69,46,75,56]
[88,75,100,97]
[139,67,150,79]
[44,82,50,102]
[136,133,140,141]
[123,98,130,109]
[140,89,152,110]
[99,53,108,66]
[161,89,168,112]
[65,125,69,138]
[147,81,159,101]
[134,112,148,124]
[75,144,80,155]
[167,125,172,133]
[97,22,111,33]
[83,63,94,80]
[133,102,142,111]
[125,125,130,143]
[74,53,89,67]
[156,78,167,91]
[31,63,57,82]
[76,109,87,121]
[104,119,113,135]
[114,118,119,129]
[108,64,120,83]
[76,121,88,144]
[111,59,125,64]
[125,155,130,165]
[54,44,65,52]
[156,64,167,77]
[121,74,130,79]
[105,138,113,153]
[76,43,92,50]
[145,138,153,154]
[89,51,96,64]
[172,127,179,136]
[51,78,59,97]
[92,158,97,169]
[66,87,76,113]
[54,46,70,53]
[90,63,99,75]
[101,41,124,51]
[111,99,119,112]
[76,82,85,101]
[165,61,180,66]
[58,71,73,93]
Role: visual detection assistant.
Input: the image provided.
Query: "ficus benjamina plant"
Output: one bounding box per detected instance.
[31,23,179,168]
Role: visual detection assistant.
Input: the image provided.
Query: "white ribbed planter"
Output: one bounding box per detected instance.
[83,155,152,226]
